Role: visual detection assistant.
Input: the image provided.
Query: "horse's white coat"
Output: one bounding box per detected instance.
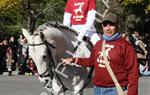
[22,23,91,95]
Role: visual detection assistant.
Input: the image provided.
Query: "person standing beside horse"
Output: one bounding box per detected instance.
[63,0,100,45]
[62,12,139,95]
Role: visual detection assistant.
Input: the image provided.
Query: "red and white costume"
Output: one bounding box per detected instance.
[63,0,100,45]
[73,38,139,95]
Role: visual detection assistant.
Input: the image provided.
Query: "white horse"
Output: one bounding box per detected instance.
[22,22,92,95]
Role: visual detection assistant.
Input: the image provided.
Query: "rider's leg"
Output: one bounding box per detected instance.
[52,78,65,95]
[85,31,101,45]
[73,76,84,95]
[90,33,101,45]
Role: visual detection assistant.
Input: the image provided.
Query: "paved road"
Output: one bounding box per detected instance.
[0,74,149,95]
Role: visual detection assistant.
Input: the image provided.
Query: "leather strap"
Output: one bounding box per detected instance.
[102,40,125,95]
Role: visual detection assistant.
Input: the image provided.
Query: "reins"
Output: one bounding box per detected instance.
[28,40,70,92]
[45,41,70,92]
[73,37,94,95]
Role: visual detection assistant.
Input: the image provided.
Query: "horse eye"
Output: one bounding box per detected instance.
[43,55,47,59]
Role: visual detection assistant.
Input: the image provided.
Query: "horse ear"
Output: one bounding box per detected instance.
[39,32,45,41]
[22,28,31,40]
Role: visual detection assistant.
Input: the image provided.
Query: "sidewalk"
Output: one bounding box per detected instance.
[2,70,38,76]
[3,71,18,76]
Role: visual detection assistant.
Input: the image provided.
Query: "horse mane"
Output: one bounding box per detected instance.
[36,21,78,35]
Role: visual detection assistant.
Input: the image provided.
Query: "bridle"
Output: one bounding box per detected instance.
[28,40,70,92]
[28,40,55,78]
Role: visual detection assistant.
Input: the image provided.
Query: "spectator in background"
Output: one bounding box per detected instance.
[63,0,100,45]
[145,33,150,71]
[26,58,37,75]
[6,47,14,76]
[2,38,9,72]
[121,31,130,42]
[0,39,5,74]
[9,35,18,71]
[129,31,149,76]
[17,35,28,75]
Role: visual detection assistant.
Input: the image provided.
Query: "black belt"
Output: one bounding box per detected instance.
[97,86,127,91]
[121,86,127,91]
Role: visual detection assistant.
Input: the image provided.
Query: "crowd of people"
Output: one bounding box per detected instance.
[0,35,37,76]
[122,31,150,76]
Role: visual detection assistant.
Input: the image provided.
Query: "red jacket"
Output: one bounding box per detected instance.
[65,0,96,25]
[75,38,139,95]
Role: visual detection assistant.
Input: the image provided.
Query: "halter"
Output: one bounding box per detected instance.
[29,41,55,48]
[28,40,55,78]
[28,40,70,92]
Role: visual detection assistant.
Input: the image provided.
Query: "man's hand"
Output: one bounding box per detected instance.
[61,58,74,65]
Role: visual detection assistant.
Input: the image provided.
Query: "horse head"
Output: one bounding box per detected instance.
[22,28,54,83]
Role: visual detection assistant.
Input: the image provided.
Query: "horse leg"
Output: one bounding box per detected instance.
[72,76,85,95]
[52,78,65,95]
